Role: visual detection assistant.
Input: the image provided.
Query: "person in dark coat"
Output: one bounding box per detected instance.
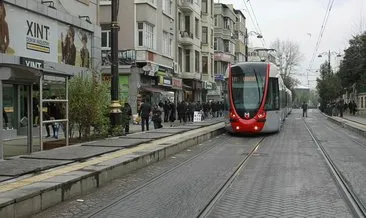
[169,102,176,126]
[152,104,163,129]
[177,101,186,123]
[3,108,8,128]
[123,102,132,133]
[139,99,152,131]
[302,101,308,118]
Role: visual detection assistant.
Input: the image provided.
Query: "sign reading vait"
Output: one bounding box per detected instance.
[20,57,44,69]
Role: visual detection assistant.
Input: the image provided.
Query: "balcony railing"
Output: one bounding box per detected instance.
[101,49,136,66]
[180,31,193,38]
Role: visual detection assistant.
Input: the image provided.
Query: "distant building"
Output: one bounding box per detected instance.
[247,47,277,64]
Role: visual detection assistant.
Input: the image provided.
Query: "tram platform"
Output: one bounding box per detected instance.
[0,118,225,217]
[323,113,366,137]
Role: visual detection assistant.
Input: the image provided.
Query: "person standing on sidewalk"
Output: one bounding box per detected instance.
[139,99,151,131]
[302,101,308,118]
[338,98,344,117]
[123,102,132,133]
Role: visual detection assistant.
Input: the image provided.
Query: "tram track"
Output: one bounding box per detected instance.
[197,137,265,218]
[85,133,233,218]
[303,120,366,218]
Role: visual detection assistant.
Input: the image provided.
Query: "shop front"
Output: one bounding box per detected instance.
[0,1,95,159]
[183,79,202,102]
[1,58,70,159]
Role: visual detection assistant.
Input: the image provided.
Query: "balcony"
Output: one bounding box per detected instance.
[101,49,136,66]
[179,0,194,13]
[179,31,194,46]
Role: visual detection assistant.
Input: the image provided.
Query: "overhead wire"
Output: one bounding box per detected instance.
[242,0,265,47]
[247,0,266,46]
[308,0,335,70]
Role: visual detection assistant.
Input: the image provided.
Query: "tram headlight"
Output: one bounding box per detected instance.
[254,126,259,131]
[236,126,240,130]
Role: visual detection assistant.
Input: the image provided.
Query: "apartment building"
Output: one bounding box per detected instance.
[210,3,237,101]
[234,9,248,63]
[176,0,202,102]
[100,0,179,113]
[200,0,215,102]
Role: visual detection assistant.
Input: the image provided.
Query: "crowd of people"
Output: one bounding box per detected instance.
[134,99,227,132]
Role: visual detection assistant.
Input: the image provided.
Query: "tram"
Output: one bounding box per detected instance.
[225,62,292,134]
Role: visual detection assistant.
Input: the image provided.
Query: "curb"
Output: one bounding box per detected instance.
[321,112,366,137]
[0,122,225,218]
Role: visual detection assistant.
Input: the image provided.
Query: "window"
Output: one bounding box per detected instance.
[214,37,218,50]
[195,18,199,38]
[202,27,208,44]
[202,56,208,74]
[214,15,218,26]
[185,16,190,32]
[179,47,183,72]
[163,0,172,15]
[202,0,207,13]
[178,12,182,31]
[224,17,231,29]
[101,30,111,49]
[163,32,172,56]
[137,22,154,49]
[224,40,229,52]
[211,29,214,47]
[195,50,200,73]
[185,49,190,72]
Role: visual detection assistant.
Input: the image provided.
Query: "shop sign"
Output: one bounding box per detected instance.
[172,78,182,90]
[215,74,224,81]
[19,57,44,69]
[204,81,213,90]
[2,3,92,67]
[159,76,172,86]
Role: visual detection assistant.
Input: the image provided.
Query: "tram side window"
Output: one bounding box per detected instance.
[265,78,279,110]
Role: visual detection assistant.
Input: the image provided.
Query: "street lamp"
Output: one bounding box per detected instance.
[110,0,122,127]
[318,50,341,73]
[248,31,263,38]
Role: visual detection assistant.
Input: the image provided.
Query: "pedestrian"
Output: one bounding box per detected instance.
[2,107,8,129]
[139,99,152,131]
[302,101,308,118]
[169,102,176,126]
[338,98,344,117]
[152,104,163,129]
[123,102,132,133]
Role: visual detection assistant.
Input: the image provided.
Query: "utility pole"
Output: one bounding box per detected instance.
[328,50,331,74]
[110,0,122,126]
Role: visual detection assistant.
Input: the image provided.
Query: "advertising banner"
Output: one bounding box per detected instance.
[1,3,92,68]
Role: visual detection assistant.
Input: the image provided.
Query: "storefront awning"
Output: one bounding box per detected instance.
[140,86,165,93]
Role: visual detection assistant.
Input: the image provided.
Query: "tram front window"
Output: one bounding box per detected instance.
[231,64,267,118]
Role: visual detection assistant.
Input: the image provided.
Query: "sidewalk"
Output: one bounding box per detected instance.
[322,113,366,136]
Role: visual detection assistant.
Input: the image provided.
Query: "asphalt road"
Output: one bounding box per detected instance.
[34,109,366,218]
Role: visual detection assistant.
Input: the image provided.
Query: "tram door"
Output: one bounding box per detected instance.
[2,83,36,158]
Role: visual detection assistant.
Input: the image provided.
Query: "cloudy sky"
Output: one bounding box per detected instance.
[217,0,364,88]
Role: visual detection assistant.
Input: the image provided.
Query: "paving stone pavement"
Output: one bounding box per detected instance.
[305,110,366,210]
[207,111,352,217]
[32,134,245,218]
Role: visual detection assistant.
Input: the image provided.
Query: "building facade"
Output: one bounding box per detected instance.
[100,0,179,114]
[176,0,202,102]
[200,0,215,102]
[209,3,237,101]
[1,0,100,158]
[233,9,248,63]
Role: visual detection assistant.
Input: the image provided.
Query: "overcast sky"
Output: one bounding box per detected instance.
[217,0,364,88]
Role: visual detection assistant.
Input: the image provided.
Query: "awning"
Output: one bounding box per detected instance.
[140,86,164,93]
[182,83,192,89]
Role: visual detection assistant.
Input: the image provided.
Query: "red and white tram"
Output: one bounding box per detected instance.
[225,62,292,134]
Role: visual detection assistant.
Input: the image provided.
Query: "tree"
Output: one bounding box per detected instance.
[270,39,303,90]
[338,32,366,91]
[316,61,341,111]
[68,74,110,139]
